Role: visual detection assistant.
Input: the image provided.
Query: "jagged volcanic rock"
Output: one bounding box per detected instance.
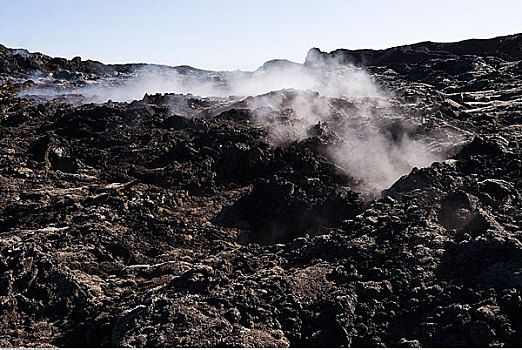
[0,34,521,347]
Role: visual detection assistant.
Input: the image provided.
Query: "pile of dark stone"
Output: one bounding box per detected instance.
[0,34,521,347]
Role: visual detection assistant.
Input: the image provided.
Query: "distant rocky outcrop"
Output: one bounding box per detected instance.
[305,33,522,66]
[0,44,114,75]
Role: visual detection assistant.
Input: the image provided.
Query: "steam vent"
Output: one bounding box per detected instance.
[1,34,522,347]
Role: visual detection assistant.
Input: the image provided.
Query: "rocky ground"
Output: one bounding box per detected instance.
[0,34,521,347]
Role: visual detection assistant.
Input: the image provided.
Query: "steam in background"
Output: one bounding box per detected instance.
[19,55,463,197]
[20,56,381,103]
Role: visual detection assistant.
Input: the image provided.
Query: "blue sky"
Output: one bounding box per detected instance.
[1,0,521,71]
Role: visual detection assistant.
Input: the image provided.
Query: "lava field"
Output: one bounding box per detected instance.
[0,34,521,347]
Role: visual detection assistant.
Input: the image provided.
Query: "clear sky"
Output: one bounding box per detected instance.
[1,0,521,71]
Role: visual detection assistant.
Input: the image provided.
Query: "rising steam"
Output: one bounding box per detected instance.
[19,51,462,197]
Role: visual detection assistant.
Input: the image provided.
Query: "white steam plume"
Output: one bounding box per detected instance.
[19,53,462,197]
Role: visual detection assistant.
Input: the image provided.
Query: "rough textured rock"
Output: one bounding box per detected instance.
[1,34,521,347]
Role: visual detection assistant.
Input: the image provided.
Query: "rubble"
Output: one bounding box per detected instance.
[0,34,521,346]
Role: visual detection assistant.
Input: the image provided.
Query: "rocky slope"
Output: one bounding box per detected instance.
[0,34,521,347]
